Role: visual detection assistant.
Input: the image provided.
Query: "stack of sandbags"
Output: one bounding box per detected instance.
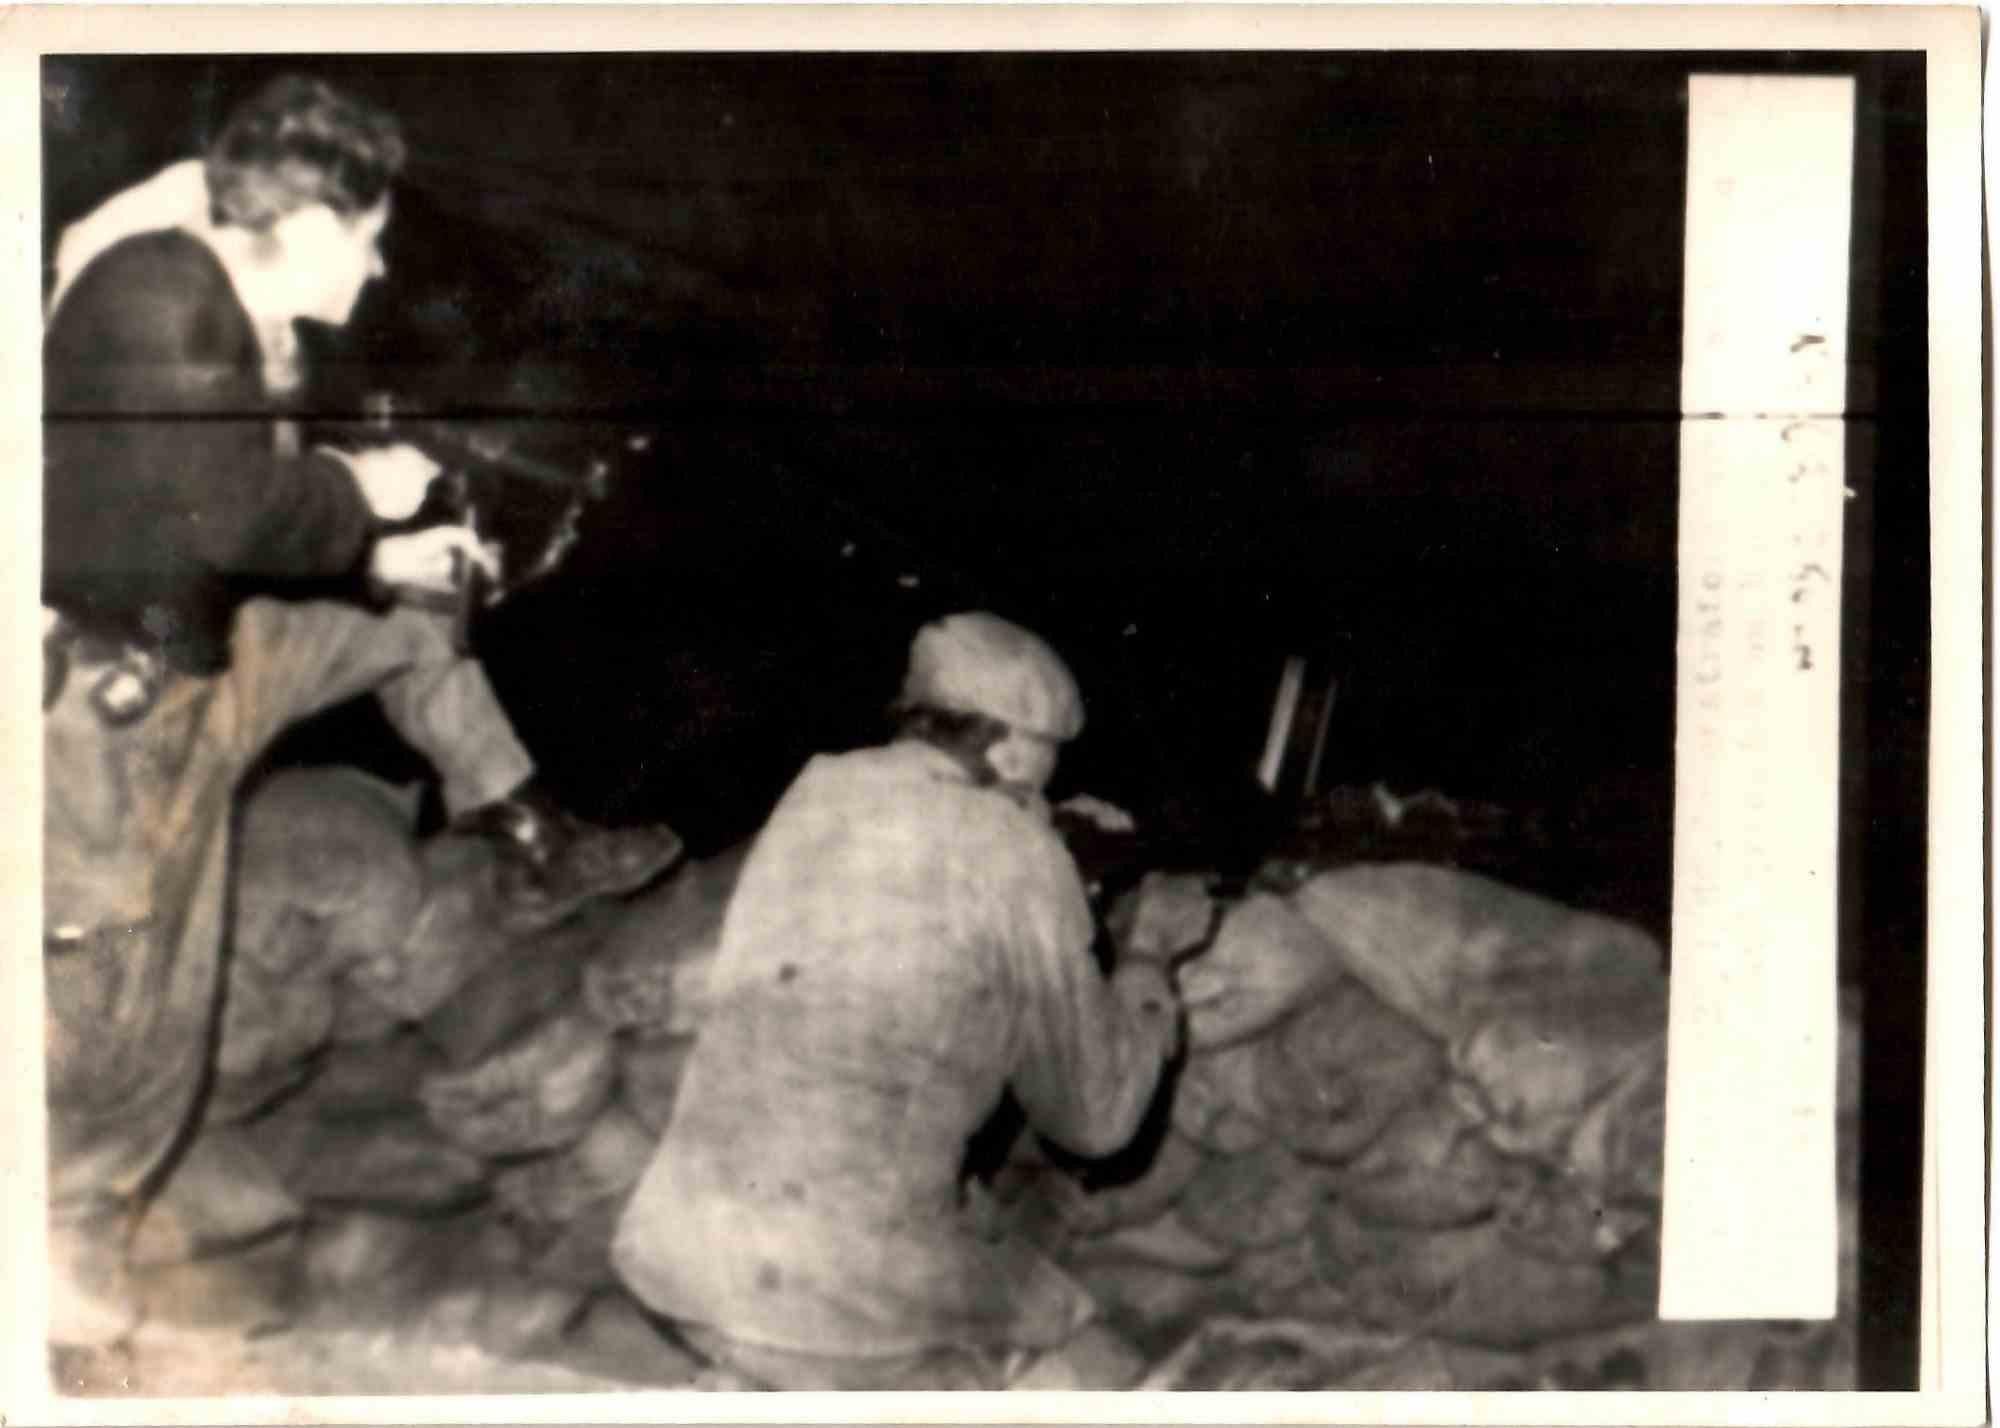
[582,844,747,1040]
[1291,864,1669,1217]
[1059,895,1449,1350]
[421,1009,619,1158]
[362,852,749,1373]
[443,847,748,1293]
[492,1103,656,1288]
[418,906,608,1064]
[1482,987,1863,1392]
[143,765,711,1379]
[1139,1317,1527,1391]
[1050,863,1675,1380]
[130,1126,306,1268]
[191,761,1711,1387]
[133,768,486,1334]
[207,767,427,1123]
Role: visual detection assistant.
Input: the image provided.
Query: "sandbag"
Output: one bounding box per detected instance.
[1174,893,1347,1050]
[1289,863,1664,1044]
[1452,989,1666,1163]
[1493,1157,1655,1265]
[132,1230,303,1334]
[300,1207,531,1326]
[1331,1091,1510,1229]
[233,766,425,982]
[1745,1324,1854,1391]
[1562,1043,1669,1203]
[1339,1338,1530,1391]
[1070,1257,1224,1355]
[420,910,606,1066]
[203,1056,322,1129]
[412,1274,590,1359]
[1139,1317,1420,1391]
[1229,1241,1352,1322]
[1170,1041,1272,1155]
[301,1210,446,1309]
[422,1009,618,1158]
[1177,1140,1336,1251]
[294,1216,498,1336]
[210,961,338,1122]
[1311,1202,1657,1349]
[1059,1129,1208,1236]
[1106,872,1217,963]
[546,1290,706,1388]
[255,1102,491,1211]
[582,847,746,1037]
[309,1029,448,1118]
[350,835,511,1022]
[494,1102,656,1236]
[1524,1319,1793,1391]
[618,1032,698,1135]
[526,1200,627,1290]
[302,1211,432,1293]
[1253,971,1443,1163]
[1070,1207,1237,1275]
[129,1126,304,1266]
[213,770,430,1121]
[1005,1321,1149,1391]
[327,974,408,1046]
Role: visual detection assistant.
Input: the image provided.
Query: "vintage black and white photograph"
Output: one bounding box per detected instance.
[11,5,1983,1411]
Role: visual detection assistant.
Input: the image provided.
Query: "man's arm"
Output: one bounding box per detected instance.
[1004,830,1180,1159]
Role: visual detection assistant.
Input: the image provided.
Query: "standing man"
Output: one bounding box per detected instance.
[614,612,1181,1389]
[42,73,680,1344]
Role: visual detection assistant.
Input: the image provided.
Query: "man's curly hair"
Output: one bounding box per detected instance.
[205,73,406,232]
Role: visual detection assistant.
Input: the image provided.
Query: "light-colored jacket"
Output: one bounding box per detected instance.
[613,739,1177,1360]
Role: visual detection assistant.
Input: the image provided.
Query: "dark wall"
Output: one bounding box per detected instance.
[41,52,1927,906]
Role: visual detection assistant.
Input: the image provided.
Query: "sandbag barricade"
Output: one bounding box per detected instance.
[149,751,1847,1391]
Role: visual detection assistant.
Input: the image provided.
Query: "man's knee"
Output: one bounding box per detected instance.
[226,599,461,749]
[233,598,453,671]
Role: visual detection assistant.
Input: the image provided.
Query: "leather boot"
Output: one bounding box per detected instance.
[458,781,683,931]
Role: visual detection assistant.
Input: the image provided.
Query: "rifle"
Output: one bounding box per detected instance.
[352,392,623,649]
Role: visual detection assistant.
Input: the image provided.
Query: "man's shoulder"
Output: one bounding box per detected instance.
[47,229,247,402]
[795,741,962,797]
[786,744,1068,856]
[83,226,223,288]
[54,229,232,335]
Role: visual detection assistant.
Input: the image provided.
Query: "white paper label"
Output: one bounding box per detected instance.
[1661,74,1852,1322]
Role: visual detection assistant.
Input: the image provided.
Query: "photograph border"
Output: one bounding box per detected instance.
[0,6,1984,1424]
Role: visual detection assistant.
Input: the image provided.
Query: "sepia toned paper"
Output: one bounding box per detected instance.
[0,6,1985,1425]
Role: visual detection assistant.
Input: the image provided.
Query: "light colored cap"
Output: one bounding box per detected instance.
[900,611,1085,742]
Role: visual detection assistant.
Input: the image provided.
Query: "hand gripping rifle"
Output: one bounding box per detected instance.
[358,392,621,650]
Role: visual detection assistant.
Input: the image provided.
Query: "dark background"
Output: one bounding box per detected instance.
[42,50,1931,1385]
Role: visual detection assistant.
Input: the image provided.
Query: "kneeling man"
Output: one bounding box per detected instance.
[614,612,1180,1389]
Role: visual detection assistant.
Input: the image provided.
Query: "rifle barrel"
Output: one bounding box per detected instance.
[412,422,588,491]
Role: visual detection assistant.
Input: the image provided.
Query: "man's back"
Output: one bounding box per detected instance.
[43,228,371,671]
[639,746,1036,1173]
[614,739,1122,1360]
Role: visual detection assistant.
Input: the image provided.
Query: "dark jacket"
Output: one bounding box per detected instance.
[44,228,375,674]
